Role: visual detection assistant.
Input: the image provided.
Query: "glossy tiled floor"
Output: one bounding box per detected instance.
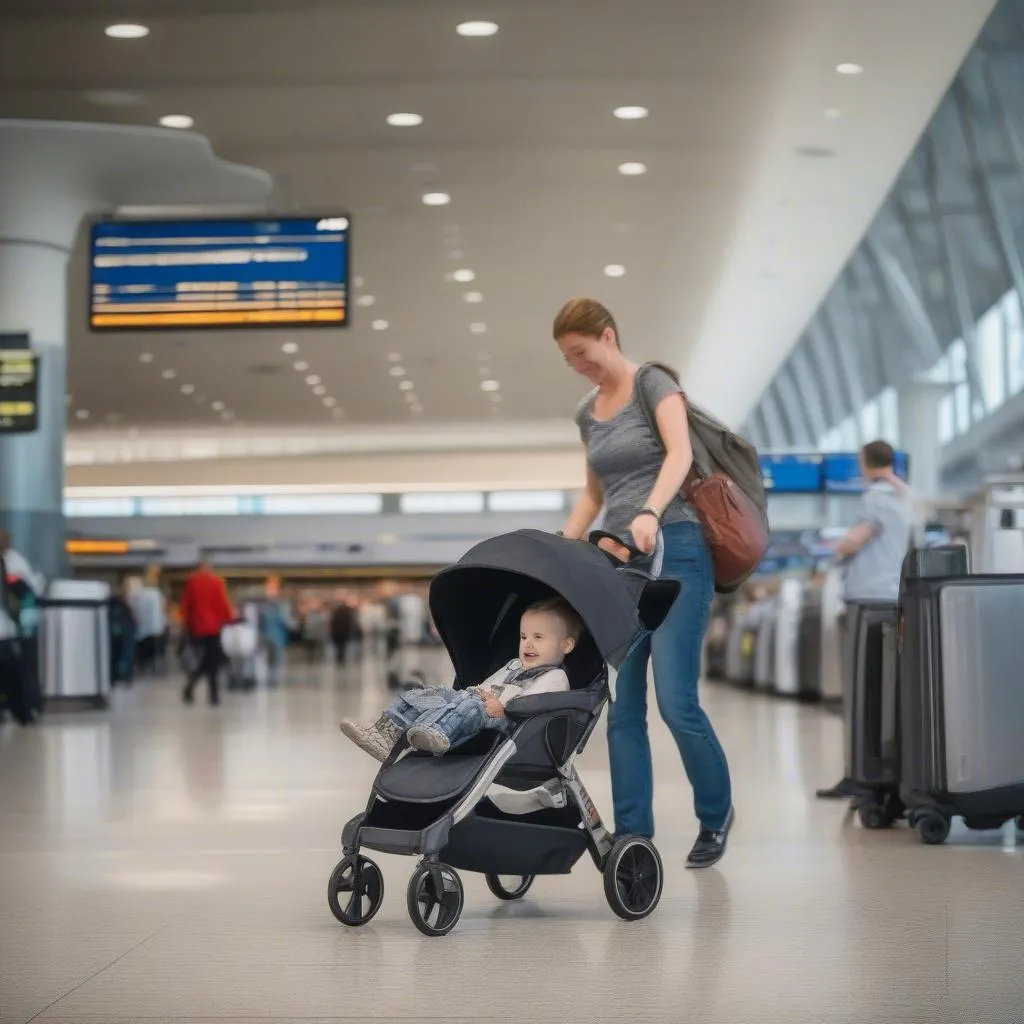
[1,650,1021,1024]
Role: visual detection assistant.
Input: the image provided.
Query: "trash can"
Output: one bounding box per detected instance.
[38,579,111,709]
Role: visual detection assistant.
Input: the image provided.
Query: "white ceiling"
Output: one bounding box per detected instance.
[0,0,996,438]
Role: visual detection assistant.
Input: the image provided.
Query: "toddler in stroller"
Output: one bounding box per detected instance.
[339,597,580,759]
[327,529,679,936]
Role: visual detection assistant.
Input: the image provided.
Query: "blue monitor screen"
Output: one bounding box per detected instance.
[89,216,349,330]
[822,451,909,492]
[760,454,823,493]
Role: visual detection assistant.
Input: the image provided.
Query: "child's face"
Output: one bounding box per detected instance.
[519,609,575,666]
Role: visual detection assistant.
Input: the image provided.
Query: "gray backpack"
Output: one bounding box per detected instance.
[635,363,770,592]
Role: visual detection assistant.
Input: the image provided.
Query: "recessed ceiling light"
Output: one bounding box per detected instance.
[282,341,299,354]
[161,368,177,379]
[614,105,648,120]
[603,264,626,277]
[836,62,863,75]
[75,409,90,420]
[331,408,345,418]
[480,379,500,392]
[464,291,483,303]
[222,411,234,421]
[399,380,415,391]
[387,112,423,127]
[453,269,475,283]
[181,384,195,395]
[422,192,451,206]
[824,107,842,119]
[404,391,418,403]
[389,366,406,377]
[618,161,647,176]
[323,397,337,408]
[456,20,499,36]
[139,352,153,363]
[313,385,327,396]
[387,352,403,362]
[372,319,389,330]
[294,360,309,371]
[305,374,321,386]
[470,322,487,334]
[105,23,149,39]
[356,295,376,307]
[159,114,194,130]
[211,401,225,411]
[353,275,365,288]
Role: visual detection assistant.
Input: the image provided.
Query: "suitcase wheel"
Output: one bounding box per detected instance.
[915,811,950,846]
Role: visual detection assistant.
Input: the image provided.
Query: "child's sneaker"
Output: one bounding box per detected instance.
[407,725,450,755]
[340,714,402,761]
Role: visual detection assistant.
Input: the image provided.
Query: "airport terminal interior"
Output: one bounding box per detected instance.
[3,1,1024,1022]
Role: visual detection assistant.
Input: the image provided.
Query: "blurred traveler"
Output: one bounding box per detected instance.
[130,564,167,674]
[179,559,235,706]
[0,531,44,724]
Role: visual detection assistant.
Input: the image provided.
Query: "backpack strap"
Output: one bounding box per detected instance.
[634,363,707,485]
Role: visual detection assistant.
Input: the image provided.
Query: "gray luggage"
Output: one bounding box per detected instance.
[898,546,1024,844]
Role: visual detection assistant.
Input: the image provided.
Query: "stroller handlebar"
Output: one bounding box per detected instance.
[585,528,664,578]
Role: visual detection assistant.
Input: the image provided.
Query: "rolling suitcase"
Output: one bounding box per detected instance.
[753,600,776,690]
[896,547,1024,843]
[843,600,900,828]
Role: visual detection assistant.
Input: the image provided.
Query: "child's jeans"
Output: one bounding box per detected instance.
[386,686,512,748]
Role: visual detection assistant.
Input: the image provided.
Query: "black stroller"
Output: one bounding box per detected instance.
[327,529,679,937]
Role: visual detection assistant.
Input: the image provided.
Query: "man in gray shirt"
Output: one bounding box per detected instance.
[817,440,912,799]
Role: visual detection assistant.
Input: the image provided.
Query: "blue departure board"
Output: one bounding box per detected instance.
[759,454,823,493]
[89,216,349,330]
[822,451,909,492]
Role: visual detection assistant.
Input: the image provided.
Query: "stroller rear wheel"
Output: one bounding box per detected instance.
[407,862,464,937]
[485,873,534,901]
[603,836,664,921]
[327,855,384,927]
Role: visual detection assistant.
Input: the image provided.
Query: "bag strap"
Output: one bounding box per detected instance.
[634,363,705,486]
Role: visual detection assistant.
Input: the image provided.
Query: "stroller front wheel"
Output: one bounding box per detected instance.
[485,873,535,901]
[603,836,664,922]
[327,855,384,927]
[407,862,464,937]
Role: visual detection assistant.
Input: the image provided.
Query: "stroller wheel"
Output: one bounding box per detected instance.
[327,855,384,927]
[407,863,464,937]
[485,873,534,901]
[603,836,664,922]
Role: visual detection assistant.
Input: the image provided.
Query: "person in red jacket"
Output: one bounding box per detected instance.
[179,560,235,705]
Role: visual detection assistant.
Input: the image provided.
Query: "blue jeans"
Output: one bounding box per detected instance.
[608,520,732,835]
[386,686,512,747]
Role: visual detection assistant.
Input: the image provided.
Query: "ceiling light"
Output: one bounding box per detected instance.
[422,192,451,206]
[618,161,647,176]
[449,250,464,260]
[372,319,389,330]
[453,269,475,283]
[836,62,863,75]
[488,392,502,402]
[389,366,406,377]
[139,352,153,363]
[603,264,626,277]
[470,322,487,334]
[181,384,195,395]
[404,392,418,403]
[305,375,321,386]
[356,295,376,307]
[161,369,177,379]
[399,380,415,391]
[824,107,842,119]
[281,341,299,354]
[222,411,234,421]
[456,20,499,36]
[480,379,500,392]
[105,23,149,39]
[211,401,225,411]
[387,352,403,362]
[75,409,90,420]
[464,291,483,303]
[387,112,423,127]
[159,114,194,130]
[323,397,337,408]
[353,275,364,288]
[331,408,345,418]
[313,385,327,396]
[479,366,492,375]
[614,106,648,120]
[294,360,309,371]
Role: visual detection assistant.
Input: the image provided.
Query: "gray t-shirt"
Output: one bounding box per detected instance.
[841,479,912,601]
[575,366,699,541]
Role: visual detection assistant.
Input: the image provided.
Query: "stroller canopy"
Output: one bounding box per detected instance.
[429,529,675,687]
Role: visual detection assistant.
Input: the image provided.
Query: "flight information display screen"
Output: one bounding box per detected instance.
[89,216,350,330]
[759,454,823,493]
[0,350,39,434]
[822,451,909,492]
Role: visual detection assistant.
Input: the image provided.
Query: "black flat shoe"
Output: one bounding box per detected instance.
[815,778,859,799]
[686,806,734,869]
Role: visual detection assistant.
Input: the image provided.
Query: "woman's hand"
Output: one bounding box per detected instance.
[629,513,658,556]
